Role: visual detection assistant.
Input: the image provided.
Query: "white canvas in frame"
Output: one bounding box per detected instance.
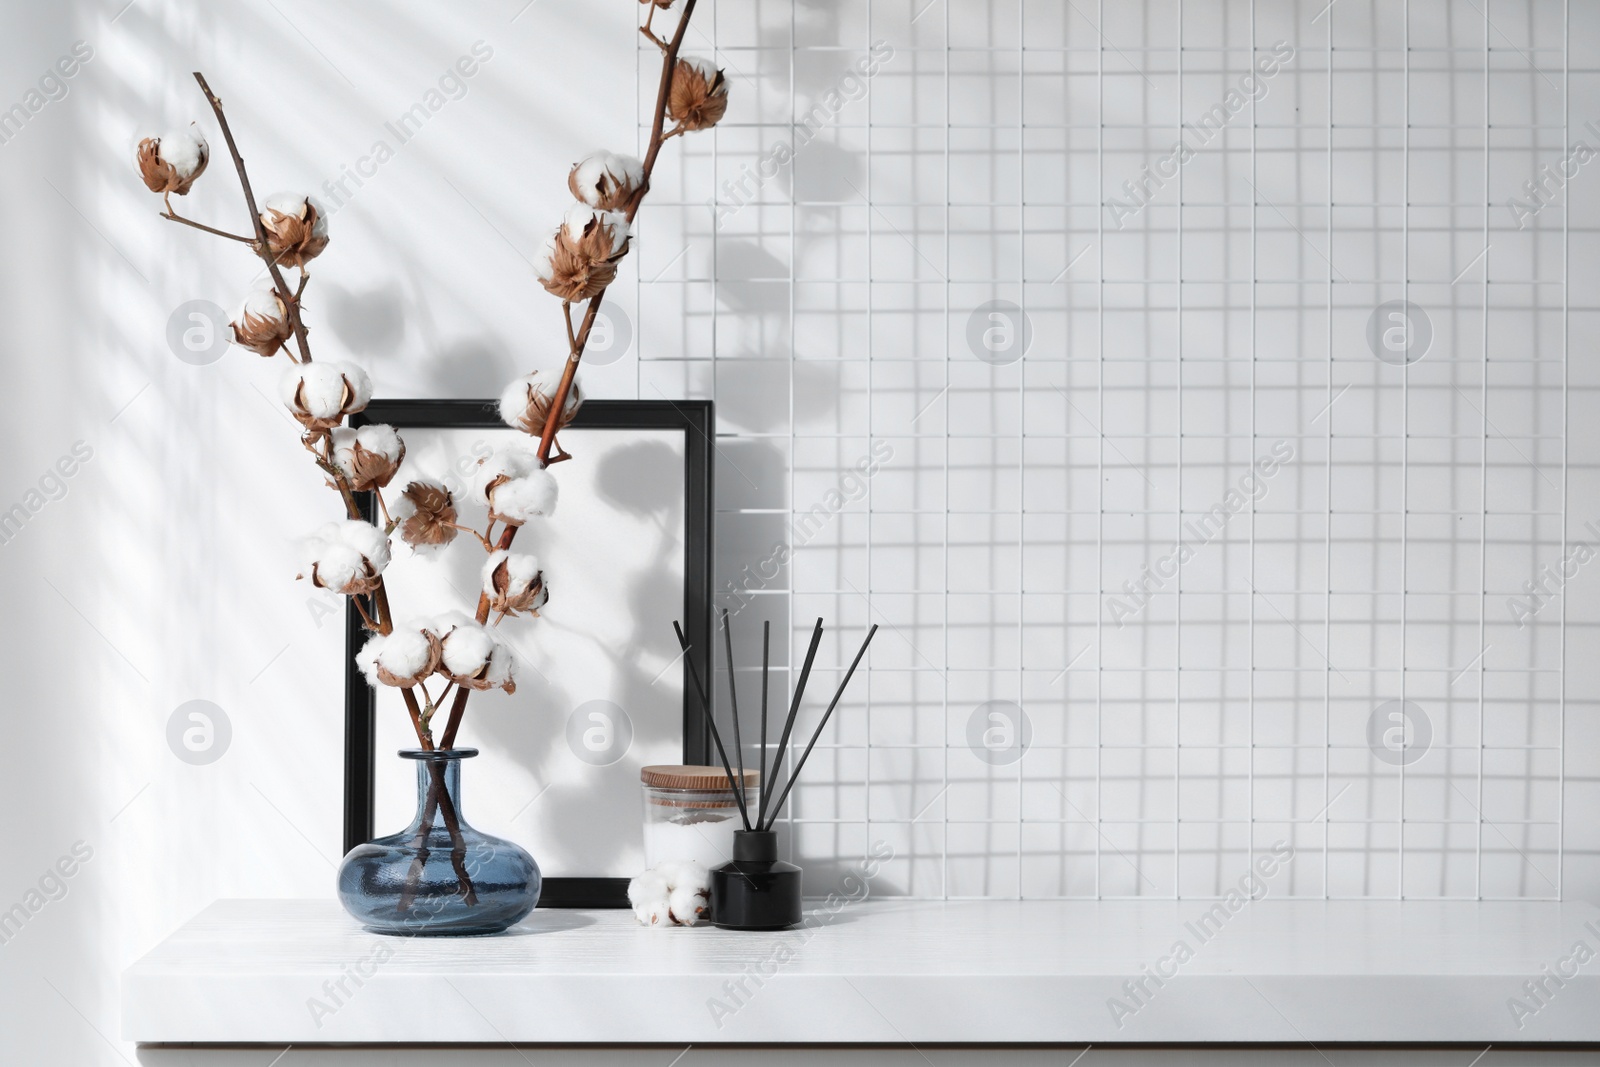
[369,425,687,879]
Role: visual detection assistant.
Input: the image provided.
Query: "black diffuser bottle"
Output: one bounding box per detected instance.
[710,829,801,929]
[675,612,876,932]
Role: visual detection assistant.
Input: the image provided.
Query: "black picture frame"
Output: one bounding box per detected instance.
[342,398,714,908]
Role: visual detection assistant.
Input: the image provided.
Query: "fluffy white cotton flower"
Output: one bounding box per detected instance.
[237,287,285,322]
[158,125,207,177]
[301,519,390,595]
[441,624,493,674]
[280,361,372,430]
[561,203,631,255]
[568,151,645,211]
[486,471,558,526]
[481,549,546,617]
[658,860,713,926]
[263,192,330,238]
[497,370,583,438]
[668,882,710,927]
[480,549,541,595]
[628,870,672,927]
[137,125,209,196]
[261,192,330,269]
[435,619,516,693]
[629,862,712,927]
[229,287,291,358]
[421,611,472,640]
[470,447,539,504]
[356,626,441,688]
[331,424,406,491]
[471,448,557,525]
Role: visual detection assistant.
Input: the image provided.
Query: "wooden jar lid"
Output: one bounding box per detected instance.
[641,764,760,790]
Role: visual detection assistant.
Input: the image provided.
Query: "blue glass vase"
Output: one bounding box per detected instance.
[337,749,540,936]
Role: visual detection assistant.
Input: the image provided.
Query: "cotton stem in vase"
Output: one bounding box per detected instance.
[140,78,514,906]
[436,0,725,749]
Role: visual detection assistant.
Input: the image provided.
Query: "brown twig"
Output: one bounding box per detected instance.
[435,0,700,751]
[399,686,432,749]
[159,210,256,244]
[351,596,379,632]
[445,521,495,552]
[397,757,478,910]
[441,685,471,748]
[192,72,314,365]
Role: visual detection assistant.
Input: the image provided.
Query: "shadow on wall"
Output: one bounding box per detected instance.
[462,435,688,877]
[323,283,407,357]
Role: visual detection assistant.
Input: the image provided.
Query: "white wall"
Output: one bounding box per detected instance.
[0,0,1596,1061]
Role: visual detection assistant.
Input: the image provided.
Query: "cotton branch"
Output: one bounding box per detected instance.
[435,0,702,751]
[192,72,314,365]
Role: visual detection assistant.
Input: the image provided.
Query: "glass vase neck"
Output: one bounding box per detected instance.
[399,748,477,829]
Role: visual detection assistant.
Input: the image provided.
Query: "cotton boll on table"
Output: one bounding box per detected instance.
[627,860,711,927]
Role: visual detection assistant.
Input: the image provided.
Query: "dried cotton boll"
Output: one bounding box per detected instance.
[300,519,391,595]
[482,549,546,617]
[438,621,516,694]
[485,470,558,526]
[498,370,583,438]
[356,627,442,688]
[655,860,712,925]
[562,203,631,256]
[628,870,672,927]
[470,446,538,503]
[281,361,372,431]
[533,229,617,302]
[667,56,729,132]
[331,424,406,491]
[229,287,292,358]
[568,151,645,211]
[481,642,517,692]
[392,479,459,553]
[353,633,388,686]
[534,206,631,302]
[422,611,474,642]
[136,124,209,195]
[668,882,710,927]
[261,192,330,270]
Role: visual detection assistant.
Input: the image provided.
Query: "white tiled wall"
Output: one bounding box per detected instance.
[648,0,1600,900]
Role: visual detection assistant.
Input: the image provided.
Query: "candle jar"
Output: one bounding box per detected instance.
[641,764,758,870]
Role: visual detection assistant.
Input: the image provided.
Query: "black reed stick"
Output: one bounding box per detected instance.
[757,617,823,822]
[720,608,747,814]
[673,620,752,830]
[762,625,878,830]
[757,619,771,828]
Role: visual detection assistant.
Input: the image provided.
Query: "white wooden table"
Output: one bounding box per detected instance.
[123,897,1600,1047]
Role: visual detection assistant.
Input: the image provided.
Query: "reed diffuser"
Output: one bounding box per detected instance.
[673,612,876,929]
